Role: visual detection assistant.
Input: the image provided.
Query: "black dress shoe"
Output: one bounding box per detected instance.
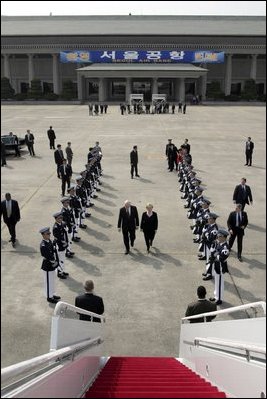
[73,237,80,242]
[79,224,87,229]
[66,253,74,258]
[63,272,69,276]
[130,241,134,247]
[89,203,95,207]
[203,275,212,281]
[92,195,98,199]
[124,250,129,255]
[53,295,61,300]
[238,256,243,262]
[57,273,67,279]
[198,256,206,261]
[136,174,140,177]
[96,188,101,192]
[202,272,207,276]
[193,238,200,243]
[216,300,223,305]
[47,297,58,303]
[85,213,91,217]
[209,297,216,302]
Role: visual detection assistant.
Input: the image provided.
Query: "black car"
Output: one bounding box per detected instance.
[1,134,26,154]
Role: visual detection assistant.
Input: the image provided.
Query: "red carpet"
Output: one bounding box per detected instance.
[86,357,226,398]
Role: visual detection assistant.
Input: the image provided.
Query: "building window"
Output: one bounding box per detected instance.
[158,80,173,98]
[88,81,99,96]
[43,82,53,94]
[20,82,29,94]
[256,83,264,96]
[111,81,125,97]
[231,83,241,95]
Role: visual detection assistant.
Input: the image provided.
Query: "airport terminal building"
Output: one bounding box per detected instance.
[1,15,266,102]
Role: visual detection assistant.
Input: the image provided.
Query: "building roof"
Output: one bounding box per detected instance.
[1,15,266,37]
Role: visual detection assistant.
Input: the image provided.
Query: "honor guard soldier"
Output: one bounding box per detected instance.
[39,227,61,304]
[207,229,230,305]
[52,211,69,279]
[67,185,84,237]
[61,197,75,258]
[75,175,88,227]
[192,198,211,243]
[198,212,218,264]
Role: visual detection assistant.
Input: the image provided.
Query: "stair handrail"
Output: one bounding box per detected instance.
[181,301,266,323]
[194,337,266,360]
[54,301,105,322]
[1,336,102,383]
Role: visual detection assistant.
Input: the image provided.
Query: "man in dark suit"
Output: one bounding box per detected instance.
[245,136,254,166]
[118,200,139,254]
[59,158,72,196]
[47,126,56,149]
[25,129,35,156]
[181,138,191,154]
[233,177,253,210]
[1,193,21,247]
[75,280,104,322]
[185,286,216,323]
[227,203,248,262]
[54,144,64,178]
[130,145,140,178]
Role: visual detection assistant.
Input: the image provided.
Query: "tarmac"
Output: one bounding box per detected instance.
[1,104,266,368]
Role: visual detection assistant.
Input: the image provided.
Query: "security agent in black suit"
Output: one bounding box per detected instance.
[245,136,254,166]
[185,286,216,323]
[1,193,21,247]
[140,203,158,253]
[130,145,140,178]
[118,200,139,254]
[233,177,253,211]
[59,159,72,196]
[227,203,248,262]
[47,126,56,149]
[54,144,64,178]
[75,280,104,322]
[181,138,190,154]
[39,227,60,304]
[25,129,35,156]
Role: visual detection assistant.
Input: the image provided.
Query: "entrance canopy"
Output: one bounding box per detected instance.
[77,63,208,79]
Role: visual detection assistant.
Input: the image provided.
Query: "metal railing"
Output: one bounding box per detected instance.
[194,337,266,362]
[54,301,105,322]
[1,336,102,384]
[181,301,266,323]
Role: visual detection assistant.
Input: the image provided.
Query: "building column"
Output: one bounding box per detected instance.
[77,74,85,101]
[152,78,158,94]
[3,54,11,80]
[125,77,132,103]
[52,53,60,94]
[224,54,232,96]
[28,54,34,84]
[98,78,106,102]
[178,78,185,102]
[250,54,258,81]
[201,69,207,100]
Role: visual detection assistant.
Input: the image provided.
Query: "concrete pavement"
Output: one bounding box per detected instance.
[1,104,266,367]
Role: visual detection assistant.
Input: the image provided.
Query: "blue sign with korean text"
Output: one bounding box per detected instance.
[60,50,224,64]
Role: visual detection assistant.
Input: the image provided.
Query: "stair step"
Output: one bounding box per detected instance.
[87,392,226,398]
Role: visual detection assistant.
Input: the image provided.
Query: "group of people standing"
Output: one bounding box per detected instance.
[119,101,187,115]
[39,142,103,304]
[171,137,254,306]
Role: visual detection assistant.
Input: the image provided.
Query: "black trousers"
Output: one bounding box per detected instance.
[143,230,156,250]
[122,228,136,251]
[131,164,138,177]
[49,139,55,149]
[27,143,35,156]
[245,151,253,166]
[229,228,244,257]
[61,177,71,195]
[6,220,17,242]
